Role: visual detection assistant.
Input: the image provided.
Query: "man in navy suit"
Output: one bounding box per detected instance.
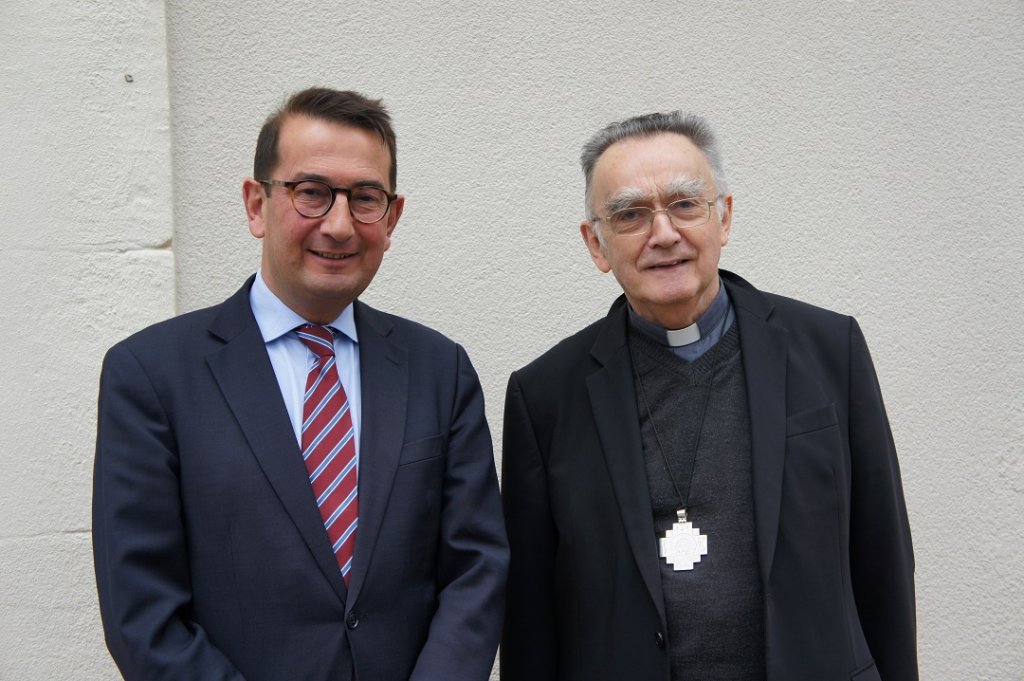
[93,87,508,680]
[501,112,916,680]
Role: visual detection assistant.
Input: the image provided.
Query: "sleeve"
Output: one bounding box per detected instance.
[499,371,559,681]
[846,318,919,681]
[409,344,510,681]
[92,343,245,680]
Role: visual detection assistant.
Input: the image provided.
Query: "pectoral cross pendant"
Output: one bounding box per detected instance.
[658,509,707,571]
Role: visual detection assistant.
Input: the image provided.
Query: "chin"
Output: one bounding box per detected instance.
[651,285,700,306]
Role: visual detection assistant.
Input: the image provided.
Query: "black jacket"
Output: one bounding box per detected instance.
[501,270,916,681]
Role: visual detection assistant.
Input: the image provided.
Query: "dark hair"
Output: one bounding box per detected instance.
[253,87,398,190]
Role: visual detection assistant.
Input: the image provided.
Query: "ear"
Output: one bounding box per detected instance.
[718,194,733,246]
[243,178,268,238]
[382,194,404,252]
[580,221,611,273]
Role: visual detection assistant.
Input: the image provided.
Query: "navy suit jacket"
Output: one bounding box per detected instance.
[501,271,916,681]
[94,276,508,680]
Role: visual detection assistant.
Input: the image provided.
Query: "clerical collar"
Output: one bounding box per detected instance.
[628,282,734,361]
[666,322,701,346]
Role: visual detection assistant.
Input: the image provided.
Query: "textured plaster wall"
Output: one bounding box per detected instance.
[167,2,1024,679]
[0,0,174,678]
[1,0,1021,678]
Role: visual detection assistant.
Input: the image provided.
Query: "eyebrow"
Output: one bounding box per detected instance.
[292,172,388,191]
[603,187,649,215]
[664,176,707,198]
[602,176,708,214]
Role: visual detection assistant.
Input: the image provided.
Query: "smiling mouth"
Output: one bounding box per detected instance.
[310,250,353,260]
[649,258,689,269]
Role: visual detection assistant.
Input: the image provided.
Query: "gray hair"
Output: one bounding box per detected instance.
[581,111,729,221]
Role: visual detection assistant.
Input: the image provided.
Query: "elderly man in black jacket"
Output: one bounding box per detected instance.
[500,112,916,681]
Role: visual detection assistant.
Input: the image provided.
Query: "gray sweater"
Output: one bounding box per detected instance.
[630,323,766,680]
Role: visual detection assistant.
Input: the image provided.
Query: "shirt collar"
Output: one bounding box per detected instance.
[628,279,730,348]
[249,270,358,344]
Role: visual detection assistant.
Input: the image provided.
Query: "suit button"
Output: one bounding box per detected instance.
[347,613,359,629]
[655,632,665,649]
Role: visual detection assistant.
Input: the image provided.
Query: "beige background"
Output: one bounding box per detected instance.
[1,0,1022,678]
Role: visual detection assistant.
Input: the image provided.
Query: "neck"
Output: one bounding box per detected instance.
[629,279,730,348]
[279,294,349,327]
[632,277,721,330]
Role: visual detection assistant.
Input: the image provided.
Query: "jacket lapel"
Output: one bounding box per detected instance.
[342,301,408,607]
[586,298,667,625]
[723,272,788,582]
[205,278,350,604]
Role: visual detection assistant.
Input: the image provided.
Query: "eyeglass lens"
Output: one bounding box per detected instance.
[610,198,710,235]
[291,180,389,221]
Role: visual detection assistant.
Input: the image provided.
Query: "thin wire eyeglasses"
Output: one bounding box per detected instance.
[260,179,397,223]
[592,197,720,237]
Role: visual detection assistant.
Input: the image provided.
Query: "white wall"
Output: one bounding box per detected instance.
[0,1,175,678]
[1,0,1021,677]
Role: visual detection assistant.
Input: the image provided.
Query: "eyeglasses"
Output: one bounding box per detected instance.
[260,179,397,223]
[592,197,719,237]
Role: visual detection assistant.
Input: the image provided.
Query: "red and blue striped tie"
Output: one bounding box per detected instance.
[296,325,358,584]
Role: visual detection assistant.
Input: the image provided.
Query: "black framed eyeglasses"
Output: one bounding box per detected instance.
[592,197,719,237]
[260,179,397,223]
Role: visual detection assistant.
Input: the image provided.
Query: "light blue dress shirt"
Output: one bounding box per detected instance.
[248,271,361,460]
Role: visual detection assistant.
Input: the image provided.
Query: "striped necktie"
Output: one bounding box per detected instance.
[295,325,358,584]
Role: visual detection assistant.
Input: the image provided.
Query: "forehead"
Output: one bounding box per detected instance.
[591,132,713,201]
[275,114,391,182]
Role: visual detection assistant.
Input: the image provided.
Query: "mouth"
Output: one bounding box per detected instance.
[647,258,689,270]
[309,249,353,261]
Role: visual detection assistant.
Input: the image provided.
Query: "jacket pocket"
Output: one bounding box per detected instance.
[850,659,881,681]
[785,403,838,437]
[782,402,842,524]
[398,433,444,466]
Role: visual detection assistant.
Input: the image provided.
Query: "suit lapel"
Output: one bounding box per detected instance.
[343,301,408,607]
[586,299,667,625]
[206,278,350,604]
[724,273,788,582]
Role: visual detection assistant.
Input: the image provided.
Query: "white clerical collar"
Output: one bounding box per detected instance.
[665,322,701,347]
[627,281,731,349]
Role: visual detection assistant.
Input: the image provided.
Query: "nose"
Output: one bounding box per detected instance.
[320,195,356,241]
[647,208,681,247]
